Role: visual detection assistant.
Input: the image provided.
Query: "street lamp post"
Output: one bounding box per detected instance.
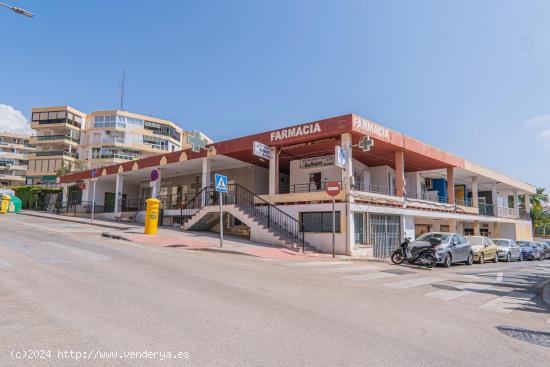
[0,2,33,17]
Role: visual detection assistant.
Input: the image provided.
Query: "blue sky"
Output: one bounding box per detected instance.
[1,0,549,189]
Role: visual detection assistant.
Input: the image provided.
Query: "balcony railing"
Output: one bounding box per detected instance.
[33,118,81,129]
[35,135,80,143]
[279,181,341,194]
[34,151,78,159]
[352,183,396,196]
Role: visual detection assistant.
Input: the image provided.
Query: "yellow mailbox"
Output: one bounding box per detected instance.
[1,195,11,214]
[144,198,160,235]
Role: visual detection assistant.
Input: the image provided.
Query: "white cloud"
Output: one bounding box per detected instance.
[0,104,32,135]
[525,115,550,126]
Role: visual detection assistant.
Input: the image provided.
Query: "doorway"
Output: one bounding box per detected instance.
[369,214,401,258]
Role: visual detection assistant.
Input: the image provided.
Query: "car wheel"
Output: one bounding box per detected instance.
[443,254,452,268]
[479,253,484,264]
[465,252,473,266]
[519,253,523,262]
[506,253,511,263]
[493,253,499,263]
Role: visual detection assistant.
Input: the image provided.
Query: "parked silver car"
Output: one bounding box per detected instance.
[413,232,474,268]
[492,238,522,262]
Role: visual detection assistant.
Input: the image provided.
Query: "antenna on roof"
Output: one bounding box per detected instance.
[118,69,126,111]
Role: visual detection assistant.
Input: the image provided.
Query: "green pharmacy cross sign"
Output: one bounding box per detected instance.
[187,130,207,153]
[358,136,374,152]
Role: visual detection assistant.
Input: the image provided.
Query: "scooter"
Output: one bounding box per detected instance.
[391,238,437,268]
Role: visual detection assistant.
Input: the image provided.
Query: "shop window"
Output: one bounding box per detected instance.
[300,212,341,233]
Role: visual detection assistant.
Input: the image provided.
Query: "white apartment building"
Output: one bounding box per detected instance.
[0,132,34,187]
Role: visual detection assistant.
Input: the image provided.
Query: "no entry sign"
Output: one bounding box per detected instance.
[325,182,341,197]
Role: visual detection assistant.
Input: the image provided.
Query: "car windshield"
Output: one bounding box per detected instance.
[517,241,531,247]
[466,237,483,245]
[493,240,510,247]
[417,233,450,242]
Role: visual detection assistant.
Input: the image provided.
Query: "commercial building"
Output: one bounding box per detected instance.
[59,114,536,257]
[0,132,34,187]
[28,106,212,185]
[28,106,85,186]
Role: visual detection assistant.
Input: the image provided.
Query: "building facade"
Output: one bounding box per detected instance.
[79,110,186,170]
[0,132,34,187]
[59,114,536,257]
[29,106,212,185]
[28,106,85,186]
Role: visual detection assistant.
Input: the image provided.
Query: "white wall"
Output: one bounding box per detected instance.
[289,159,342,187]
[275,203,348,254]
[405,172,422,195]
[369,166,396,191]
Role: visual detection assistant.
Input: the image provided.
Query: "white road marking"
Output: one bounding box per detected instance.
[0,258,12,269]
[285,261,350,267]
[321,265,380,273]
[479,291,537,314]
[46,242,111,261]
[426,283,493,301]
[384,277,444,289]
[495,272,503,283]
[343,272,398,281]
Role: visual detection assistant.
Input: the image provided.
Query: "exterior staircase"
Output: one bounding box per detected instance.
[180,184,311,252]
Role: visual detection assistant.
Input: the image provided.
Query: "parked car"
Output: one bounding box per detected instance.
[540,241,550,259]
[466,236,498,264]
[516,241,540,261]
[492,238,522,262]
[531,242,546,261]
[413,232,473,268]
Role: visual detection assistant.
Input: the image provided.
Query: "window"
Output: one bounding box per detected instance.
[301,212,341,233]
[32,112,39,121]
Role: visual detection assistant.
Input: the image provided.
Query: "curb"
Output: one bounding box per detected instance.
[184,247,259,257]
[349,257,392,264]
[20,212,132,230]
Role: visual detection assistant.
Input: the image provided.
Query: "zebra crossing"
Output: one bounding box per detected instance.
[281,260,549,316]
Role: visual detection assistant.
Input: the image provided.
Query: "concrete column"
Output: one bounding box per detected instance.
[114,174,123,214]
[491,185,499,216]
[268,147,279,195]
[201,158,211,189]
[513,190,520,218]
[447,167,455,205]
[395,151,405,197]
[341,133,353,193]
[494,221,500,237]
[473,220,481,236]
[61,184,69,202]
[449,219,457,233]
[471,176,479,208]
[525,194,531,214]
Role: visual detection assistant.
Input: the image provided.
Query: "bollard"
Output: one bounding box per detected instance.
[144,198,160,235]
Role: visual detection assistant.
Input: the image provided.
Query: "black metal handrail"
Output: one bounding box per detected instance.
[50,201,105,215]
[180,184,305,251]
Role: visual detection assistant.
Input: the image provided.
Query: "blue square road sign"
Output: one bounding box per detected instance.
[214,174,228,193]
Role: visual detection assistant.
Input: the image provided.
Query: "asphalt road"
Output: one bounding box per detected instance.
[0,214,549,366]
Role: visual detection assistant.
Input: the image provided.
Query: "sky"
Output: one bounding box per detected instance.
[1,0,549,189]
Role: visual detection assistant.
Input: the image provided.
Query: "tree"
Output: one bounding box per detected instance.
[530,188,549,236]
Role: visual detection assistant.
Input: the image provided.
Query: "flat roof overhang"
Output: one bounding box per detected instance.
[61,114,532,193]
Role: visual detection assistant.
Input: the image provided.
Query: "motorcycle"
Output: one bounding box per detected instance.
[391,238,438,268]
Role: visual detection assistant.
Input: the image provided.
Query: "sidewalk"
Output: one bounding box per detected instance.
[20,210,139,230]
[102,227,341,261]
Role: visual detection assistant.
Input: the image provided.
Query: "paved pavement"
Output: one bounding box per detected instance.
[0,214,549,366]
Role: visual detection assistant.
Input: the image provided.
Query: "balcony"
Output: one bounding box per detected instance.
[31,118,81,130]
[32,151,79,159]
[0,173,25,181]
[31,135,80,145]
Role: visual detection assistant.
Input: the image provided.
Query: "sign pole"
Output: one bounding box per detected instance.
[332,195,336,258]
[219,191,223,248]
[91,179,96,223]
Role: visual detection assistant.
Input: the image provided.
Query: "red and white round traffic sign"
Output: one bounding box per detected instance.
[325,182,341,197]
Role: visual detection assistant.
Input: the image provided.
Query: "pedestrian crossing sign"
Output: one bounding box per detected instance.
[214,174,228,193]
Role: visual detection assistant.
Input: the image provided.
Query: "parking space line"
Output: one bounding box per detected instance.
[479,291,536,314]
[46,242,111,261]
[384,277,443,289]
[343,272,398,281]
[320,265,380,273]
[284,261,350,267]
[426,283,493,301]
